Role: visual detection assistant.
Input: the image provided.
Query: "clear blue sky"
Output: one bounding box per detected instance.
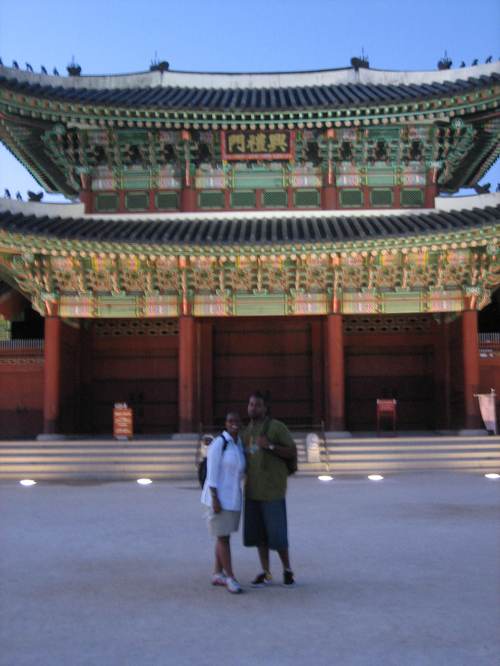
[1,0,498,201]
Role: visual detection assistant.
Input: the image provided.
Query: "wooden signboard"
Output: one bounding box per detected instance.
[221,130,294,161]
[376,399,397,434]
[113,403,133,440]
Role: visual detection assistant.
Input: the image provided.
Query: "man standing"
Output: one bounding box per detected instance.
[242,391,297,587]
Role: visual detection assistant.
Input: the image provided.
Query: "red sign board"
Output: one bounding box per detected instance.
[377,399,397,412]
[376,399,397,434]
[113,404,133,439]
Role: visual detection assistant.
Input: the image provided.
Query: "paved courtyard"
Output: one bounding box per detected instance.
[1,472,499,666]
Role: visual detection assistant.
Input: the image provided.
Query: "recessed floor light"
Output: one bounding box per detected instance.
[318,475,333,482]
[368,474,384,481]
[20,479,37,486]
[137,478,153,485]
[484,473,500,480]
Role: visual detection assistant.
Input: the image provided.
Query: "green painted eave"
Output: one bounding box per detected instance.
[0,223,497,259]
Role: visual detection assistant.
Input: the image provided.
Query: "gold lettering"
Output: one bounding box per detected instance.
[228,133,246,153]
[267,132,288,152]
[247,133,267,153]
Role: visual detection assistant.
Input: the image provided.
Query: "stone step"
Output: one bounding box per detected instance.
[1,445,497,458]
[0,470,195,481]
[2,448,496,462]
[0,437,498,481]
[297,459,500,474]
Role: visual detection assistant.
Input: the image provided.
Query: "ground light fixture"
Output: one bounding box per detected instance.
[318,475,334,482]
[484,473,500,480]
[19,479,37,486]
[368,474,384,481]
[137,478,153,485]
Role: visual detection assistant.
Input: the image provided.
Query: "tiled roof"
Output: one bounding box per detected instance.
[0,205,498,245]
[1,67,498,110]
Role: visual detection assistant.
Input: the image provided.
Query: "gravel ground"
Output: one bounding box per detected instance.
[1,472,499,666]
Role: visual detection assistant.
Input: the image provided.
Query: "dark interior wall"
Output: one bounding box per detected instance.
[479,357,500,394]
[88,322,179,434]
[448,316,465,429]
[59,322,81,433]
[0,347,43,437]
[210,317,321,427]
[344,332,436,431]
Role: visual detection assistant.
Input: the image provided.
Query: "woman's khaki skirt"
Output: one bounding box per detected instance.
[204,507,241,537]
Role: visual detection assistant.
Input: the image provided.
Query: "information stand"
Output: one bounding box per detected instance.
[113,403,133,440]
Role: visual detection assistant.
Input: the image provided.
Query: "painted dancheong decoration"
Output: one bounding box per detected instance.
[0,58,498,319]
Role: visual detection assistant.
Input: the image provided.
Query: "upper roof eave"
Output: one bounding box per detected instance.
[1,62,499,91]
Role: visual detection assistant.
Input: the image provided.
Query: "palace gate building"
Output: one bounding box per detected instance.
[0,60,499,437]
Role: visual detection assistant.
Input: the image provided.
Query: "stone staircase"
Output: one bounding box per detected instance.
[0,439,199,482]
[298,436,500,476]
[0,435,498,482]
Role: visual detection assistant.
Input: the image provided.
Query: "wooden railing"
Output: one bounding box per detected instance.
[0,339,44,350]
[479,333,500,345]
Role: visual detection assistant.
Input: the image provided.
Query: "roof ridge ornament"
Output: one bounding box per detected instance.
[351,48,370,71]
[67,56,81,77]
[437,51,452,70]
[150,54,169,73]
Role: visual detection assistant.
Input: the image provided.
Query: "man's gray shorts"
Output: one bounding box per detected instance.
[243,498,288,550]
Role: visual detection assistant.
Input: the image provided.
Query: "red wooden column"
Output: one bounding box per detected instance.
[79,174,93,214]
[325,313,345,430]
[393,184,401,208]
[180,129,196,212]
[43,316,62,434]
[321,185,337,209]
[322,129,337,210]
[178,315,197,432]
[462,309,481,429]
[181,187,197,212]
[425,167,438,208]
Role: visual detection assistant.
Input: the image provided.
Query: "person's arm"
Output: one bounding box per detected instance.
[206,437,223,513]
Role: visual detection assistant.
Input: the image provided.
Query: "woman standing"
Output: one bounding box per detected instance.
[201,412,246,594]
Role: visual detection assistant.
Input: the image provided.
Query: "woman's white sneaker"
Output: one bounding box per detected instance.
[226,577,243,594]
[211,572,227,586]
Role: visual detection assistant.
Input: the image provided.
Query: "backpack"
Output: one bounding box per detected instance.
[198,432,230,488]
[262,418,298,476]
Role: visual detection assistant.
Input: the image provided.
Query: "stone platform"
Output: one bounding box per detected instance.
[1,473,499,665]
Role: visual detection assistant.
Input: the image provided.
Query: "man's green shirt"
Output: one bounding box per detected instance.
[242,418,296,501]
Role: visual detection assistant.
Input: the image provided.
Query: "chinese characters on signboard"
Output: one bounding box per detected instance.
[222,131,293,160]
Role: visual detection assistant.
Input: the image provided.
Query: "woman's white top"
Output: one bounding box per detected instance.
[201,431,246,511]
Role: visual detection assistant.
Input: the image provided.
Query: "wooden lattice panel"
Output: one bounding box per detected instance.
[93,319,179,336]
[343,315,434,334]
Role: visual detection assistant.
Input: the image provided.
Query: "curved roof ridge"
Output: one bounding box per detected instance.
[1,61,498,91]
